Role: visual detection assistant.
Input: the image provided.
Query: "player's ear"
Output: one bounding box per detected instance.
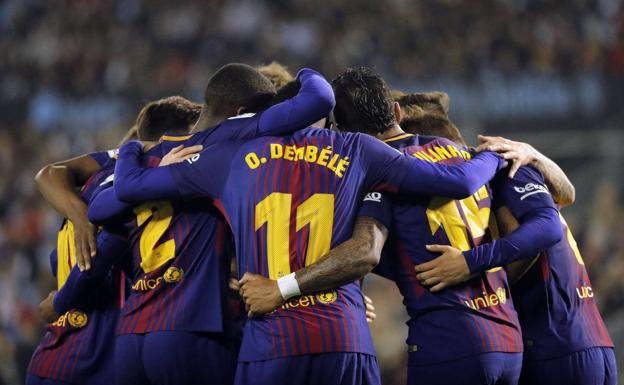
[393,102,402,124]
[236,106,248,116]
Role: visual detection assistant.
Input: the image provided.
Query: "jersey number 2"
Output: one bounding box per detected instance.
[134,201,176,273]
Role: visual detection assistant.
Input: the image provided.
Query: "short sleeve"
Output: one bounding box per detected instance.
[357,191,393,231]
[491,166,557,220]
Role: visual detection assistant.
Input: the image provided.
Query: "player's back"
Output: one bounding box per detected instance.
[28,156,122,385]
[370,134,523,364]
[512,213,613,360]
[189,128,397,361]
[116,144,231,335]
[117,114,282,335]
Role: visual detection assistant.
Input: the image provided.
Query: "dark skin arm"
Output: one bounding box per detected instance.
[476,135,575,207]
[35,154,103,270]
[239,217,388,317]
[39,290,60,323]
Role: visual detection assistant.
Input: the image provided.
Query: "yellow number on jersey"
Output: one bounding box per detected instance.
[426,186,500,272]
[255,193,334,279]
[426,186,490,251]
[255,193,292,279]
[134,201,176,273]
[559,213,584,265]
[56,220,77,289]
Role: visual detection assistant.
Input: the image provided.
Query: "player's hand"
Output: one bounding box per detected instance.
[475,135,538,178]
[363,295,376,323]
[159,145,203,166]
[39,291,60,323]
[229,277,240,292]
[70,211,97,271]
[239,272,284,318]
[414,245,470,292]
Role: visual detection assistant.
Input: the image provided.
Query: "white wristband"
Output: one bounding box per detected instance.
[277,273,301,300]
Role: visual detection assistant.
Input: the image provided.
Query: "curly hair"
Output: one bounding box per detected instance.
[331,67,396,135]
[256,61,295,90]
[135,96,202,141]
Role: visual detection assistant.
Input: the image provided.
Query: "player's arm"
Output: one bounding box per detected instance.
[39,230,128,322]
[239,195,391,318]
[257,68,335,135]
[362,134,506,199]
[90,143,204,223]
[495,206,540,284]
[476,135,575,206]
[87,183,133,225]
[114,140,235,203]
[35,152,110,270]
[414,166,563,292]
[239,217,388,318]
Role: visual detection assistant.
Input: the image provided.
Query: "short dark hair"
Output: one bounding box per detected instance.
[136,96,201,141]
[204,63,276,117]
[331,67,396,135]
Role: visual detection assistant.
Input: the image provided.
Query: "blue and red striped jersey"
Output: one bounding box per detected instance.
[493,169,614,360]
[112,109,313,335]
[111,143,232,335]
[28,153,122,385]
[359,134,523,365]
[112,128,505,361]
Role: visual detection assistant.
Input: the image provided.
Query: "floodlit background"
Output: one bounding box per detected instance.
[1,1,623,384]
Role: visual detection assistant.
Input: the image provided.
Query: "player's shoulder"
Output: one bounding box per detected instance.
[496,165,545,185]
[421,135,467,151]
[492,165,548,197]
[220,113,260,131]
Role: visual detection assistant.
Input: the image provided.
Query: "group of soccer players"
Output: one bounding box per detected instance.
[26,62,616,385]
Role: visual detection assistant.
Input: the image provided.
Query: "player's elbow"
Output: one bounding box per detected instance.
[34,164,53,190]
[113,175,136,202]
[543,211,564,246]
[556,185,576,208]
[318,89,336,114]
[351,218,387,273]
[533,208,564,248]
[353,238,381,273]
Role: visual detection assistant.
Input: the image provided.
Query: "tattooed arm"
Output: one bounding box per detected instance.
[239,217,388,317]
[476,135,575,207]
[531,151,576,207]
[295,217,388,293]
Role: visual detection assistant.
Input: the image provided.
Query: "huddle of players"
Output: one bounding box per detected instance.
[26,62,615,385]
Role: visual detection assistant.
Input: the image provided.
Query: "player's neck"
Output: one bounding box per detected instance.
[376,124,405,141]
[191,112,224,134]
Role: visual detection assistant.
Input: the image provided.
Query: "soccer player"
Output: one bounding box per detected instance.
[27,97,201,385]
[331,68,531,385]
[110,72,509,385]
[84,64,342,385]
[408,105,617,384]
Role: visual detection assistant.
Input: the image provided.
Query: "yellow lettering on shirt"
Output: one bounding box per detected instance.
[245,144,350,178]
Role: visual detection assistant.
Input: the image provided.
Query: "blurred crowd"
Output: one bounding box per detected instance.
[2,0,624,131]
[1,0,623,384]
